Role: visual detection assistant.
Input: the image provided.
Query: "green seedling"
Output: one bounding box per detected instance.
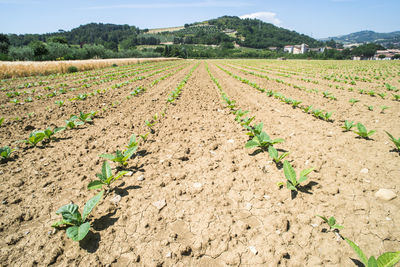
[245,122,263,137]
[345,238,400,267]
[240,116,255,127]
[316,215,343,231]
[65,116,84,129]
[366,105,374,111]
[41,127,65,140]
[385,131,400,151]
[140,133,149,142]
[245,131,284,150]
[279,160,314,191]
[0,117,4,127]
[21,131,46,147]
[349,98,360,105]
[88,161,128,191]
[0,146,14,161]
[234,109,249,122]
[355,123,376,139]
[342,120,356,131]
[55,100,64,107]
[99,146,137,167]
[304,105,313,113]
[126,134,138,149]
[78,112,94,123]
[268,146,289,164]
[380,106,390,113]
[393,94,400,101]
[52,190,104,241]
[378,93,386,99]
[24,97,33,102]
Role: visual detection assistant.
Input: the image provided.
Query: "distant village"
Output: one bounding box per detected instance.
[279,43,400,60]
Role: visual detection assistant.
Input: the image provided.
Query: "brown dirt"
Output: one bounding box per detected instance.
[0,60,399,266]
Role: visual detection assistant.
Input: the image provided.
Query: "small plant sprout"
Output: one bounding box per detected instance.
[349,98,360,105]
[279,160,314,191]
[316,215,343,231]
[55,100,64,107]
[245,131,284,150]
[78,112,94,123]
[380,106,390,113]
[126,134,138,149]
[0,117,4,127]
[342,120,356,131]
[41,127,65,140]
[245,122,263,137]
[345,238,400,267]
[378,92,386,99]
[140,133,149,142]
[0,146,14,161]
[385,131,400,151]
[88,161,128,191]
[100,148,137,167]
[21,131,46,147]
[355,123,376,139]
[366,105,374,111]
[240,116,255,127]
[52,190,104,241]
[65,115,84,129]
[392,94,400,101]
[268,146,289,164]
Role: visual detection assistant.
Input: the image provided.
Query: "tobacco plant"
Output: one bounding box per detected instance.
[21,131,46,147]
[342,120,356,131]
[52,190,104,241]
[0,117,4,127]
[245,131,284,150]
[355,123,376,139]
[41,127,65,140]
[316,215,343,231]
[88,161,128,191]
[268,146,289,164]
[99,141,137,167]
[280,160,314,191]
[345,238,400,267]
[0,146,14,161]
[65,116,84,129]
[245,122,264,137]
[385,131,400,151]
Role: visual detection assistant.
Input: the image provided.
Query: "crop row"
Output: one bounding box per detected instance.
[206,63,400,266]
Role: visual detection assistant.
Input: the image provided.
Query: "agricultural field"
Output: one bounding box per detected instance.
[0,59,399,266]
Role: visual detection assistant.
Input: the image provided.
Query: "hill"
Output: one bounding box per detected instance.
[6,16,323,49]
[323,30,400,47]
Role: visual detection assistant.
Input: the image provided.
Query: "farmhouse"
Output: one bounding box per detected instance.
[374,49,400,60]
[284,43,309,54]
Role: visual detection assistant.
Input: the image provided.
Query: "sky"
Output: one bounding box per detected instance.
[0,0,399,38]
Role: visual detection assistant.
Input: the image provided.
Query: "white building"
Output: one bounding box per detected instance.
[284,43,309,54]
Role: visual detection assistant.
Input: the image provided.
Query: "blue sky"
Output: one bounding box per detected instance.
[0,0,399,38]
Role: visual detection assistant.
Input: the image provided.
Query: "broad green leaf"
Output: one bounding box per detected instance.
[245,140,259,149]
[56,203,82,224]
[258,131,271,142]
[345,238,368,266]
[51,219,73,228]
[82,190,104,221]
[103,161,112,179]
[357,123,367,134]
[332,224,344,230]
[271,138,285,145]
[114,171,128,181]
[368,256,378,267]
[367,130,376,137]
[328,217,336,226]
[298,175,308,183]
[88,180,104,190]
[377,252,400,267]
[300,168,314,178]
[268,146,278,160]
[283,160,297,186]
[99,153,115,160]
[66,222,90,241]
[54,127,65,133]
[123,147,137,161]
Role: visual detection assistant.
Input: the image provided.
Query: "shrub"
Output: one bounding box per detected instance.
[67,65,78,73]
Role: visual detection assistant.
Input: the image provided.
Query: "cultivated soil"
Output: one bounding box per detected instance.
[0,60,399,266]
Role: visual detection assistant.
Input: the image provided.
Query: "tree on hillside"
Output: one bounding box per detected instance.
[0,34,10,54]
[29,40,48,59]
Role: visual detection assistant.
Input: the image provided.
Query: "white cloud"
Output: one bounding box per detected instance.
[240,12,281,26]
